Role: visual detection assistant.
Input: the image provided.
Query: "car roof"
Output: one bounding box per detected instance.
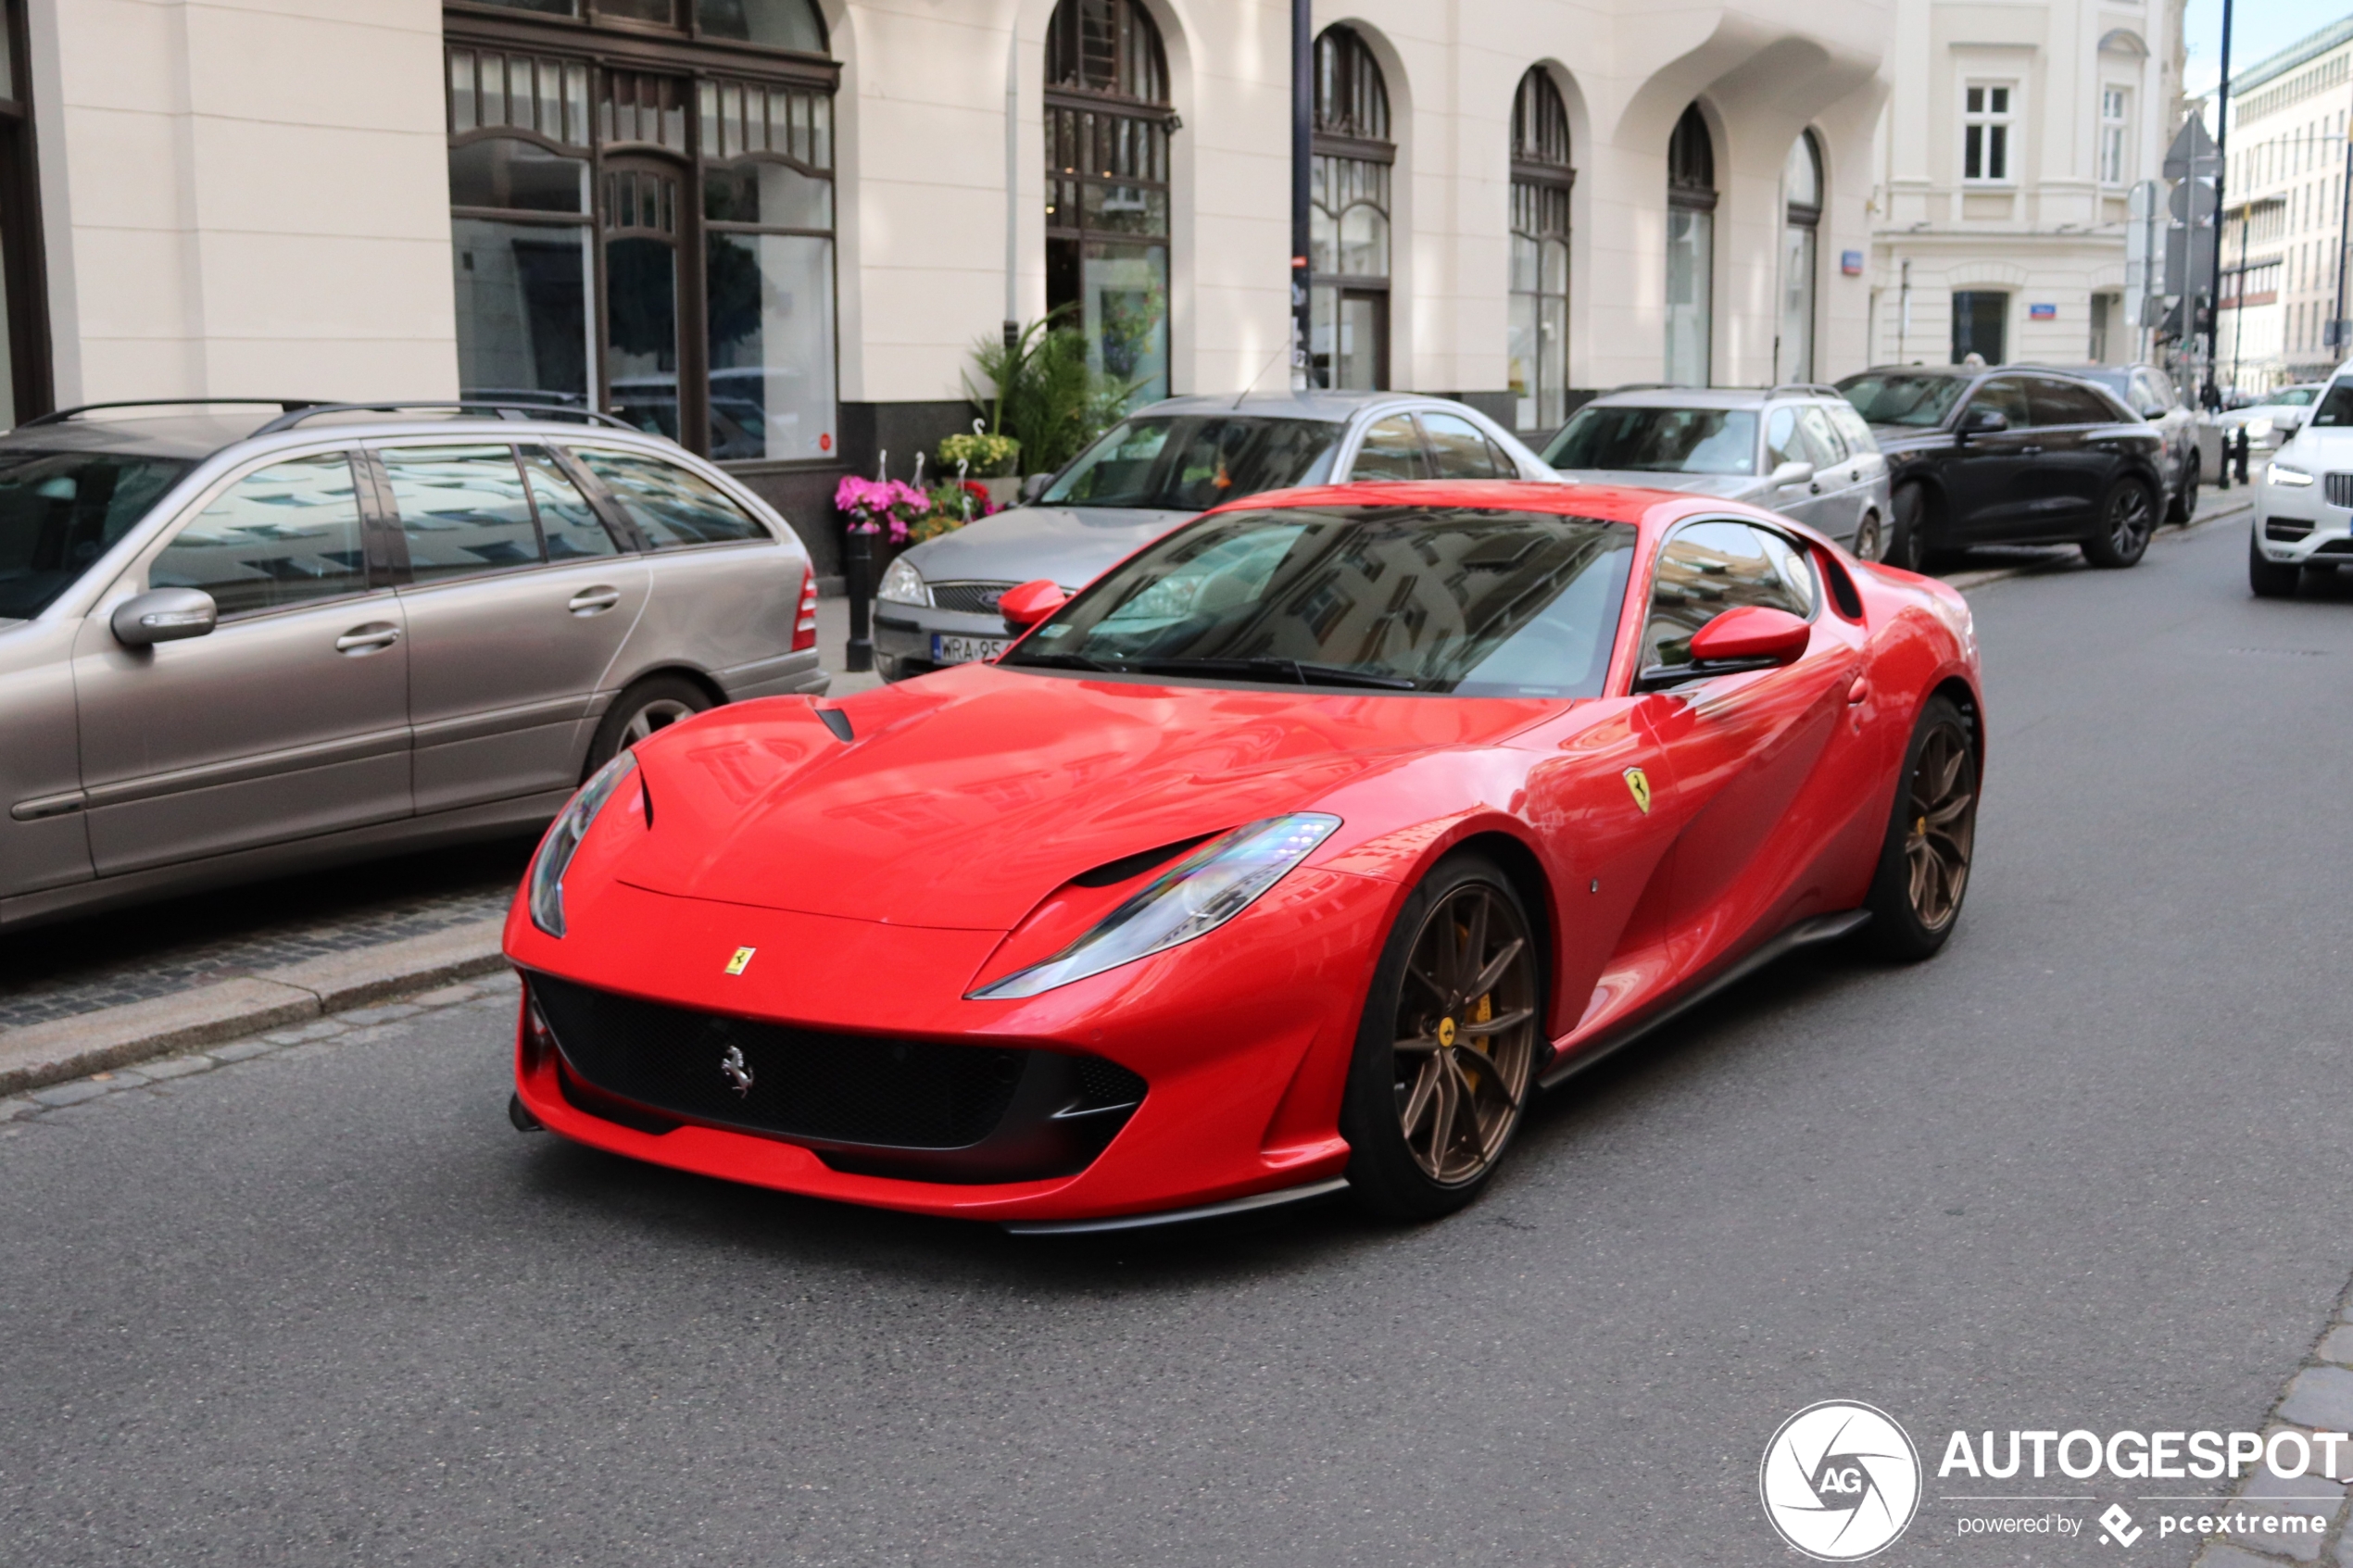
[1139,390,1490,424]
[1576,385,1840,410]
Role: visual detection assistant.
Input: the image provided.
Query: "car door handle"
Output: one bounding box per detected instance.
[568,586,622,615]
[334,623,401,654]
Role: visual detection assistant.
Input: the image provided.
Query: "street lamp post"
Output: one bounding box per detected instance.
[2204,0,2233,409]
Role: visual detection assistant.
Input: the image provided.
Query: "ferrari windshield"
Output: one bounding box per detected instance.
[1004,504,1635,698]
[0,450,193,621]
[1039,416,1342,510]
[1541,406,1758,475]
[1837,373,1970,428]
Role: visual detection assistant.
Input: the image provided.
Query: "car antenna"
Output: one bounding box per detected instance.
[1232,345,1292,410]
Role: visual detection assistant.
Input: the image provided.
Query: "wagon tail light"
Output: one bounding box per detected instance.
[968,814,1340,1000]
[792,566,818,651]
[526,752,638,938]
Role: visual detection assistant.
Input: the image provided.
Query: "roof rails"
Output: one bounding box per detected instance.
[1767,383,1844,398]
[1604,382,1683,395]
[252,400,638,435]
[19,397,323,429]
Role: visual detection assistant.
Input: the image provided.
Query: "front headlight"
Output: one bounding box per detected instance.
[2268,462,2314,488]
[877,556,929,606]
[527,752,637,937]
[969,813,1340,999]
[2245,418,2273,441]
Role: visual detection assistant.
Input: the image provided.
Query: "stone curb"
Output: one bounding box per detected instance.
[0,917,508,1098]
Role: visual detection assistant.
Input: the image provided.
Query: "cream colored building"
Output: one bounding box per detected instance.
[2216,18,2352,395]
[1866,0,2185,370]
[12,0,1895,574]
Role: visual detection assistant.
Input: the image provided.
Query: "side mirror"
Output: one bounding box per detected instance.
[1637,606,1811,692]
[1960,408,2009,437]
[111,587,218,647]
[1768,459,1816,489]
[999,578,1068,632]
[2139,406,2166,421]
[1019,473,1051,505]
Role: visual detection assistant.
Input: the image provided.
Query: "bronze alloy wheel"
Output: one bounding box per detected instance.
[1391,883,1540,1185]
[1903,718,1976,932]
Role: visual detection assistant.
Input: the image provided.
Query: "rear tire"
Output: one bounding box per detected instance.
[2249,532,2302,598]
[1863,695,1979,962]
[585,674,713,774]
[1885,484,1931,571]
[2166,450,2201,523]
[2080,478,2155,569]
[1340,853,1543,1223]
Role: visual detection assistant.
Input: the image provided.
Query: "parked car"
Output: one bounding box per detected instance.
[508,479,1982,1228]
[1537,384,1894,558]
[0,399,825,931]
[2036,362,2201,514]
[1835,365,2171,570]
[872,392,1554,680]
[2248,371,2353,597]
[2219,383,2325,456]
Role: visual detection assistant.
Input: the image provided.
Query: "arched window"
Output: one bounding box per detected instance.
[1045,0,1173,407]
[445,0,838,463]
[1311,26,1392,390]
[1779,132,1822,383]
[1665,103,1716,385]
[1509,68,1572,432]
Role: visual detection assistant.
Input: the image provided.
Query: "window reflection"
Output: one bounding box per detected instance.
[150,456,369,617]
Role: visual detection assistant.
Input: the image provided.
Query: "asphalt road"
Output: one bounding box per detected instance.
[5,517,2350,1568]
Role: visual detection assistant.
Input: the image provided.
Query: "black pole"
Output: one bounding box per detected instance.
[844,527,874,672]
[1290,0,1314,388]
[2204,0,2233,408]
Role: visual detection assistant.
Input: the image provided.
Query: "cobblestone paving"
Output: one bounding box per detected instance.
[0,840,532,1032]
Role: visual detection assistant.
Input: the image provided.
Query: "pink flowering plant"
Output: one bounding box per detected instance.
[834,475,931,544]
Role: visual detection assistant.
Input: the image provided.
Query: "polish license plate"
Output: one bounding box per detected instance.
[931,633,1011,666]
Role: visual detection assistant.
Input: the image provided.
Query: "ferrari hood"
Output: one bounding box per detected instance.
[898,503,1196,593]
[614,664,1550,930]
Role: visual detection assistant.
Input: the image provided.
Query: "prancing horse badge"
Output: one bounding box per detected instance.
[724,947,756,975]
[1622,767,1653,815]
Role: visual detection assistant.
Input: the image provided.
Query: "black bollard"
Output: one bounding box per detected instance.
[2233,427,2251,486]
[844,527,874,673]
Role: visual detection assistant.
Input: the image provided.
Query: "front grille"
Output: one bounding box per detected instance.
[2267,518,2316,542]
[530,974,1145,1184]
[928,581,1017,614]
[2326,473,2353,508]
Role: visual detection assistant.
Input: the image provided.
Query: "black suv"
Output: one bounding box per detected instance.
[1836,365,2170,570]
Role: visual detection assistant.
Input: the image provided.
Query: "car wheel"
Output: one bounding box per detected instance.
[1863,695,1978,961]
[1852,508,1887,563]
[2248,532,2302,598]
[2166,450,2201,523]
[2081,478,2155,569]
[585,674,713,774]
[1885,484,1931,571]
[1340,852,1543,1222]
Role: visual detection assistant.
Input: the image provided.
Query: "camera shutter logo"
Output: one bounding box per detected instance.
[1759,1400,1921,1561]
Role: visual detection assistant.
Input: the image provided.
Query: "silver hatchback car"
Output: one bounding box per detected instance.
[873,391,1554,679]
[0,400,825,931]
[1539,384,1895,558]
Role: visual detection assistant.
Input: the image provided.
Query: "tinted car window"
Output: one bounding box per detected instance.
[0,451,190,621]
[1005,504,1636,698]
[380,445,546,583]
[149,454,369,617]
[2307,382,2353,426]
[1544,406,1758,475]
[520,446,619,559]
[1642,521,1814,669]
[573,448,768,546]
[2026,378,2115,427]
[1421,410,1511,478]
[1352,415,1428,480]
[1765,408,1803,470]
[1837,373,1969,428]
[1797,407,1846,465]
[1826,402,1879,456]
[1966,377,2029,427]
[1041,416,1342,508]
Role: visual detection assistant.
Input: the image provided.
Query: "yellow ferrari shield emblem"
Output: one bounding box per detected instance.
[1623,767,1653,815]
[724,947,757,976]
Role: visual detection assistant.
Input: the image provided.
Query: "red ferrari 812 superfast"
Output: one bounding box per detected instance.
[504,481,1982,1232]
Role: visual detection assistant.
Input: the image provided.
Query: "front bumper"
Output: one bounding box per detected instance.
[2252,484,2353,565]
[504,868,1398,1223]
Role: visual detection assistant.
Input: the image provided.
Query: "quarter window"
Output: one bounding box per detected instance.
[572,448,768,546]
[1420,411,1513,479]
[1642,521,1814,669]
[1351,415,1428,481]
[151,455,370,617]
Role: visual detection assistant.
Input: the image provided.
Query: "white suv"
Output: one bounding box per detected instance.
[2249,369,2353,598]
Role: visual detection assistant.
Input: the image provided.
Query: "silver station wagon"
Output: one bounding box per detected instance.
[0,400,825,931]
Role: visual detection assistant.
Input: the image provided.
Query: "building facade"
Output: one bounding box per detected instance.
[19,0,1893,576]
[2216,19,2352,395]
[1867,0,2185,370]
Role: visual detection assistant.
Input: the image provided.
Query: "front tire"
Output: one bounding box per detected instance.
[2249,532,2302,598]
[2166,450,2201,523]
[1863,695,1979,961]
[1340,853,1543,1222]
[585,674,713,774]
[2081,478,2155,569]
[1885,484,1931,571]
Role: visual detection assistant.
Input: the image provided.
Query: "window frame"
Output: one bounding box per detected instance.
[1510,69,1574,435]
[138,447,393,621]
[2099,84,2132,187]
[446,0,832,63]
[1310,25,1394,391]
[1962,81,2017,185]
[1634,515,1822,684]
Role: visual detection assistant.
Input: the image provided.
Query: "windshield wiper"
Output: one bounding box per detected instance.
[1133,656,1417,691]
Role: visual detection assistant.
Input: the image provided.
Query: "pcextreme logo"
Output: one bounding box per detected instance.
[1760,1401,1923,1561]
